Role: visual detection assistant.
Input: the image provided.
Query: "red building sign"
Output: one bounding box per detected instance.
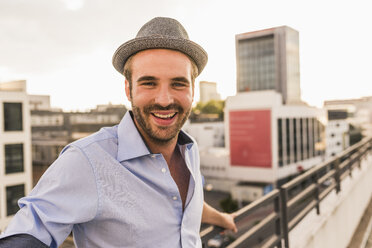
[229,110,272,168]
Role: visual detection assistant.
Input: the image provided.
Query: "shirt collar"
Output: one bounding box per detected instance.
[117,111,194,162]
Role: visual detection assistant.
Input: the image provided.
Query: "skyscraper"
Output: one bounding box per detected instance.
[236,26,301,104]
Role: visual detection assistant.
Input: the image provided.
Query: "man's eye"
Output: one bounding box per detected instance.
[141,82,155,86]
[173,82,187,87]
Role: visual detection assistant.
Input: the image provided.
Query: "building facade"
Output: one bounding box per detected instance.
[324,97,372,137]
[325,109,350,158]
[236,26,301,104]
[199,81,221,103]
[183,121,224,148]
[199,91,326,202]
[0,80,32,232]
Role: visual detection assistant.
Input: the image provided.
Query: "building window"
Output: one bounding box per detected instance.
[300,118,304,159]
[237,35,276,92]
[336,142,341,146]
[5,144,24,174]
[6,184,25,216]
[286,118,290,165]
[306,118,311,159]
[278,119,283,167]
[312,118,316,157]
[3,102,23,131]
[293,118,297,162]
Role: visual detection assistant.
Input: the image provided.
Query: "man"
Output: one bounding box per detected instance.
[0,17,236,247]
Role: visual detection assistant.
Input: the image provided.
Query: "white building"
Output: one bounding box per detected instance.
[199,91,326,202]
[183,122,224,148]
[324,107,350,158]
[0,80,32,232]
[324,97,372,137]
[29,94,51,111]
[199,81,221,103]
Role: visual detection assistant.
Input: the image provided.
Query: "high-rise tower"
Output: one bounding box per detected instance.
[236,26,301,104]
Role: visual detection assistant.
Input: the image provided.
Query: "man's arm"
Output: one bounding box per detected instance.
[0,146,98,247]
[201,201,237,233]
[0,234,48,248]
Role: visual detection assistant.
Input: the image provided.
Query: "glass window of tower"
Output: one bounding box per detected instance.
[237,35,275,92]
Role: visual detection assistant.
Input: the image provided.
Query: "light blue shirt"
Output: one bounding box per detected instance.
[1,112,204,247]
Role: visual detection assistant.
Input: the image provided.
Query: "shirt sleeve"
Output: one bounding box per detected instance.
[0,234,49,248]
[0,146,99,248]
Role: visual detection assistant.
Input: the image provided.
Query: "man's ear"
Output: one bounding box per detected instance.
[125,79,131,101]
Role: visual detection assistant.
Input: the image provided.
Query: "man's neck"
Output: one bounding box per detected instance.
[145,135,178,166]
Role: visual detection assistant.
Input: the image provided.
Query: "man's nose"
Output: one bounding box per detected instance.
[155,86,174,106]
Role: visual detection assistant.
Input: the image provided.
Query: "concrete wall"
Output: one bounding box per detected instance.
[289,152,372,248]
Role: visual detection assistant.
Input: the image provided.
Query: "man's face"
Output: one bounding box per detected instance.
[125,49,194,144]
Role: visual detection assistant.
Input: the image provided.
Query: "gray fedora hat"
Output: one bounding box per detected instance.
[112,17,208,76]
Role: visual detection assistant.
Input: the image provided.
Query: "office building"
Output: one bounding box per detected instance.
[199,91,326,202]
[0,80,32,232]
[236,26,301,104]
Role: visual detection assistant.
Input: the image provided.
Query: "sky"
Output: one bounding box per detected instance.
[0,0,371,111]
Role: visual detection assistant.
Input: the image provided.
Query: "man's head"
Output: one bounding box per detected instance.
[112,17,208,145]
[124,49,194,144]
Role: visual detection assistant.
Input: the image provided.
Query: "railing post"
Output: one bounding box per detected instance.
[312,173,320,215]
[360,146,366,166]
[274,195,282,248]
[202,238,208,248]
[280,187,289,248]
[349,157,353,178]
[334,158,341,194]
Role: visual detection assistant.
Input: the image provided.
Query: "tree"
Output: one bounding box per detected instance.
[219,195,238,213]
[192,100,225,120]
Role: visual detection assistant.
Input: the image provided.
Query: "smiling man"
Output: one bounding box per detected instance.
[0,17,236,248]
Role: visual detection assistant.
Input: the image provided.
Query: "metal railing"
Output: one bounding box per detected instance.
[200,137,372,248]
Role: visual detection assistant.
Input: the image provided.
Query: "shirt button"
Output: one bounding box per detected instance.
[172,196,178,201]
[151,154,156,158]
[161,168,166,173]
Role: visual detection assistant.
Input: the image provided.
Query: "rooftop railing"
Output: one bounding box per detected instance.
[200,136,372,248]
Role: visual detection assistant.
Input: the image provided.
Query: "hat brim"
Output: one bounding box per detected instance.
[112,36,208,76]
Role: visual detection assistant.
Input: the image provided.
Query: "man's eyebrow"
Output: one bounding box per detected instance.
[172,77,191,84]
[137,76,159,82]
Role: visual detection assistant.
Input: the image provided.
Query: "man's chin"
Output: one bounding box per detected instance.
[148,127,179,144]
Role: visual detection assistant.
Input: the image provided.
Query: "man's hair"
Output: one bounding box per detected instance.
[123,51,198,92]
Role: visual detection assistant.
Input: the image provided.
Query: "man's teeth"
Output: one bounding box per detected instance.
[153,113,176,119]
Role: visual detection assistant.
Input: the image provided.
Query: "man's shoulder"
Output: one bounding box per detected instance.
[62,125,119,156]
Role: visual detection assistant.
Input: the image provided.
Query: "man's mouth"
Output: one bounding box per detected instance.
[151,112,177,120]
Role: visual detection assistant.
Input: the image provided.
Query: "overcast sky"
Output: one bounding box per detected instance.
[1,0,371,111]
